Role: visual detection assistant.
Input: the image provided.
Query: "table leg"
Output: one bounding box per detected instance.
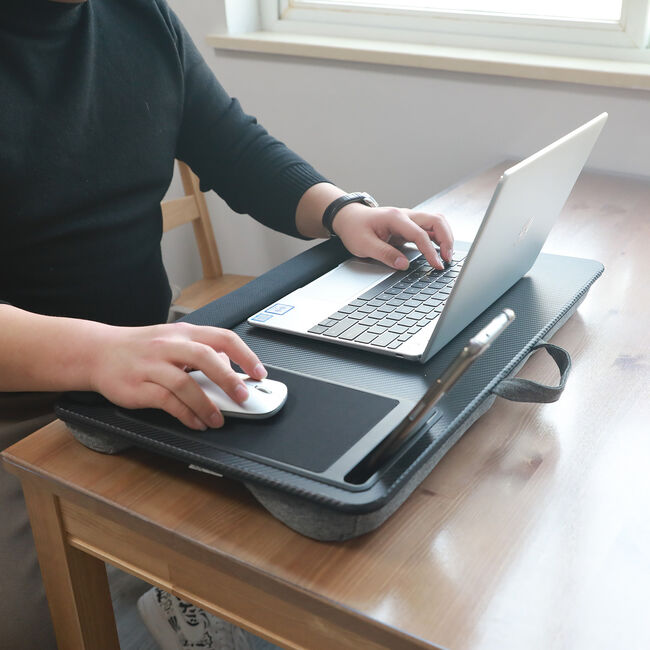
[22,479,120,650]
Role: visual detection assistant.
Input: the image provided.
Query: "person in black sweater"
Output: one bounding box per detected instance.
[0,0,453,648]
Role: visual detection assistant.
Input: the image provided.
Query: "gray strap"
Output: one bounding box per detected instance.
[491,342,571,403]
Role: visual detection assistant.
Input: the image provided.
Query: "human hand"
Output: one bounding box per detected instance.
[332,204,454,271]
[90,322,266,430]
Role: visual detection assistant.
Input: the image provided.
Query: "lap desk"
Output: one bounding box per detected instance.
[57,239,603,540]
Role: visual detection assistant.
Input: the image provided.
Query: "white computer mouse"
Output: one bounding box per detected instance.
[190,370,288,419]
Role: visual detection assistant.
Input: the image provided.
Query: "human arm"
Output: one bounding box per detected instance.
[295,182,454,269]
[0,304,266,430]
[165,7,453,265]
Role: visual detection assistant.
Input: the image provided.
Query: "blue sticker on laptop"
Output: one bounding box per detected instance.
[265,303,294,315]
[250,313,274,322]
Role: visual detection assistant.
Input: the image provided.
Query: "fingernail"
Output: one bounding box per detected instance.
[253,363,267,379]
[394,256,408,270]
[194,417,207,431]
[209,412,223,428]
[234,384,249,403]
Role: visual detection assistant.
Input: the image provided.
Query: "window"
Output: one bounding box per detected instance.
[261,0,650,60]
[294,1,624,22]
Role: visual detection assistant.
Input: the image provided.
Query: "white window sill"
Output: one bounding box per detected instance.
[207,31,650,91]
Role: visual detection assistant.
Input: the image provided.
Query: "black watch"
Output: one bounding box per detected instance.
[321,192,378,237]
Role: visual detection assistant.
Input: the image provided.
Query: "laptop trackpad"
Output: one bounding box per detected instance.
[298,259,392,304]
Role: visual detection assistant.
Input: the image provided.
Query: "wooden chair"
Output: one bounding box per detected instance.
[161,161,255,315]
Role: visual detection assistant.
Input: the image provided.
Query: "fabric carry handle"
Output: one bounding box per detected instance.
[491,342,571,403]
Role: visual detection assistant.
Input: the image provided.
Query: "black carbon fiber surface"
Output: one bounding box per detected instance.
[57,241,603,512]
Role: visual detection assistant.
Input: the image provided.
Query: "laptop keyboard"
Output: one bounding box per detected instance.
[308,251,466,350]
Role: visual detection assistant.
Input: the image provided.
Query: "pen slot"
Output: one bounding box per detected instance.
[344,410,441,485]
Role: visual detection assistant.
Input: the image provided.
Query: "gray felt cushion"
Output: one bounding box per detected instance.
[68,425,133,454]
[245,396,495,541]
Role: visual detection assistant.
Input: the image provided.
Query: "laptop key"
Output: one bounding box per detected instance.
[323,318,357,337]
[358,272,407,300]
[328,311,347,320]
[368,325,389,334]
[370,331,399,347]
[318,318,337,327]
[398,333,412,341]
[401,317,419,327]
[308,325,327,334]
[376,317,395,328]
[387,340,403,349]
[395,305,414,314]
[357,304,376,313]
[349,299,366,307]
[388,324,408,334]
[338,305,355,314]
[355,331,378,344]
[359,316,380,326]
[338,323,368,341]
[385,313,403,321]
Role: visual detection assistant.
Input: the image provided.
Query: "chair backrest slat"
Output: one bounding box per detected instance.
[161,196,199,233]
[161,161,223,280]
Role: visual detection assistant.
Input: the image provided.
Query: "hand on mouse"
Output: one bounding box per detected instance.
[91,322,266,430]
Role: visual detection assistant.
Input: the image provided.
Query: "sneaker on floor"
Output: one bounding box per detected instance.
[137,587,279,650]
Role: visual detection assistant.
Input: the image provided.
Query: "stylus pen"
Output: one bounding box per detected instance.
[356,308,516,478]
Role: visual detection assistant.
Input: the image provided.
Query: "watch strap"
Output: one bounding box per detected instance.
[321,192,378,236]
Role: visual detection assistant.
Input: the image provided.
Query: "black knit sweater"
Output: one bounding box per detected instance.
[0,0,326,325]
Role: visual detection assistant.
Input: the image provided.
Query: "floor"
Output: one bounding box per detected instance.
[108,565,159,650]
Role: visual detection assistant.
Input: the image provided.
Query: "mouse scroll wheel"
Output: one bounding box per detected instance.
[254,385,272,394]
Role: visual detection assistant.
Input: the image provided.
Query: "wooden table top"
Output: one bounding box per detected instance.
[3,165,650,650]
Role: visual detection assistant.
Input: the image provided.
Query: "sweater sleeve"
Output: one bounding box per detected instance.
[166,9,328,239]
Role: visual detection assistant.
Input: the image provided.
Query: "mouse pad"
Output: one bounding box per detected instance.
[118,367,400,474]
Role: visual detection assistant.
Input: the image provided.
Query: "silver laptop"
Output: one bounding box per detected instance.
[248,113,607,363]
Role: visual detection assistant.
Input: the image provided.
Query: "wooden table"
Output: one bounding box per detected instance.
[3,166,649,650]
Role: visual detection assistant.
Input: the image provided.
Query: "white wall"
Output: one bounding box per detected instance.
[163,1,650,291]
